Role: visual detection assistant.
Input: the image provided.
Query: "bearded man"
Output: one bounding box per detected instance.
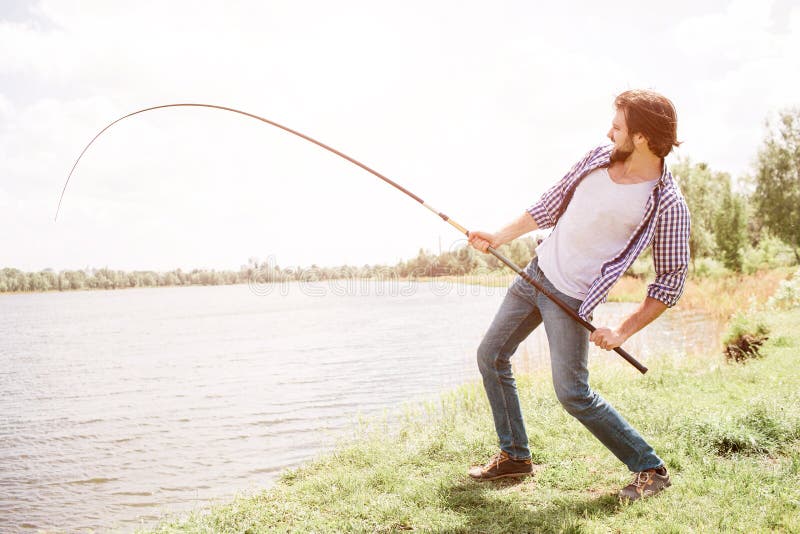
[467,89,690,501]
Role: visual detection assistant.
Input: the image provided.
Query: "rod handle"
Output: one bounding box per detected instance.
[612,346,648,374]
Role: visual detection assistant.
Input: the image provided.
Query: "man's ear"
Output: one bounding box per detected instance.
[632,132,648,150]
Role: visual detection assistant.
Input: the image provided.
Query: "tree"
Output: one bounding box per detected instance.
[752,108,800,262]
[671,159,730,265]
[714,187,748,271]
[506,238,534,267]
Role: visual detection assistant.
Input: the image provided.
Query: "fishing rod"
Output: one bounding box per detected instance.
[55,103,648,374]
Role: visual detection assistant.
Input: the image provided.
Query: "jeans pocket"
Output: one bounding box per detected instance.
[509,259,540,302]
[526,256,541,277]
[539,275,584,314]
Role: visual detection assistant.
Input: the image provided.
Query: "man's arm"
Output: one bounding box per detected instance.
[467,212,539,253]
[589,296,667,350]
[592,198,691,350]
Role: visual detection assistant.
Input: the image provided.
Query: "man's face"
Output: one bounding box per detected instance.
[607,108,635,163]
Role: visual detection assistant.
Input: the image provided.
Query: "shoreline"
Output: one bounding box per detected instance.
[143,305,800,533]
[0,273,516,296]
[5,268,793,321]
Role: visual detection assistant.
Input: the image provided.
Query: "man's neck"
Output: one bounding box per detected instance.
[617,151,662,183]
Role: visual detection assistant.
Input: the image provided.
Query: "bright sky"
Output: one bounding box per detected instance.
[1,0,798,271]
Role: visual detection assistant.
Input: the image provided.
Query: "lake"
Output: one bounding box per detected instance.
[0,280,720,532]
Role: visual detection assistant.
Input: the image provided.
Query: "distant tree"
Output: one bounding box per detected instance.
[408,248,437,277]
[672,159,730,265]
[66,270,86,290]
[29,272,50,291]
[141,272,157,287]
[714,186,748,271]
[455,245,481,273]
[505,239,534,267]
[44,271,57,290]
[752,108,800,262]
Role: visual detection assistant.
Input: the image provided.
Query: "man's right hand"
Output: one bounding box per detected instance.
[467,212,538,254]
[468,231,500,253]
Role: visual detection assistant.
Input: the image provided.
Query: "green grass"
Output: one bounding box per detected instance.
[146,309,800,533]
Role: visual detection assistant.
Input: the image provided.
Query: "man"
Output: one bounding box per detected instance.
[466,89,690,501]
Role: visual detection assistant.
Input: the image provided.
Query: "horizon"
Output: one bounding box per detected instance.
[1,233,537,273]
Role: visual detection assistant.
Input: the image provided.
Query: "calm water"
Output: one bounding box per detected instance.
[0,281,720,532]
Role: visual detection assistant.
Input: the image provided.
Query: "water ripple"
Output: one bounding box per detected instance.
[0,283,717,532]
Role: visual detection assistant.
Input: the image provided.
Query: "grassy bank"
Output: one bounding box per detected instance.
[608,268,794,321]
[420,267,796,322]
[147,307,800,533]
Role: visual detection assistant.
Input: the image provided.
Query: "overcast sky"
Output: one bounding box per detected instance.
[1,0,798,271]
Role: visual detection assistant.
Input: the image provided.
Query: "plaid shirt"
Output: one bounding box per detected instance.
[526,145,691,320]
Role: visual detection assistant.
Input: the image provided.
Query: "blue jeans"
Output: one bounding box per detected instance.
[477,257,663,472]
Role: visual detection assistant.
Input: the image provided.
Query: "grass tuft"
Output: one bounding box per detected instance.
[681,402,800,456]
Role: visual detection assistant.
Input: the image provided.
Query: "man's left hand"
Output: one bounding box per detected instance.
[589,328,627,351]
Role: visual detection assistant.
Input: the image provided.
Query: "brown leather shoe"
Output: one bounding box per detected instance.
[618,467,671,501]
[468,451,533,481]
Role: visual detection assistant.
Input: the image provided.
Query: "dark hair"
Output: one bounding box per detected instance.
[614,89,680,158]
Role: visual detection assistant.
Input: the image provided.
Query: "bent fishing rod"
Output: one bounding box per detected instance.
[55,103,648,374]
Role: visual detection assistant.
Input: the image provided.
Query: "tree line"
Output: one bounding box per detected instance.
[674,107,800,273]
[0,237,536,293]
[3,108,798,294]
[0,267,243,292]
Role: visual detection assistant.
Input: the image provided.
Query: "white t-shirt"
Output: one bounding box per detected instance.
[536,167,657,300]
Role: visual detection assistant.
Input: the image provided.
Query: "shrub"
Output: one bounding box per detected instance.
[767,268,800,311]
[742,234,797,274]
[691,257,728,278]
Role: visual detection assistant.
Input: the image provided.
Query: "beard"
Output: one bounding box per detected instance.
[609,144,634,163]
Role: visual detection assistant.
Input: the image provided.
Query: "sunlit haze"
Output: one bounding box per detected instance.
[2,0,798,271]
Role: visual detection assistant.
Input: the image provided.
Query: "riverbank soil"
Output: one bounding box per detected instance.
[148,308,800,533]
